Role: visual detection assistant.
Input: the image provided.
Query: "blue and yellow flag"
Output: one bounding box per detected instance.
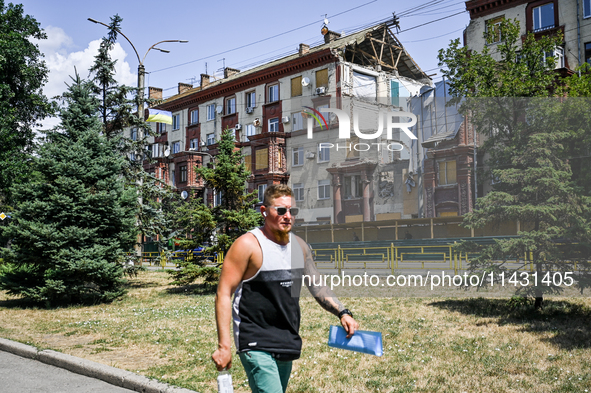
[147,109,173,125]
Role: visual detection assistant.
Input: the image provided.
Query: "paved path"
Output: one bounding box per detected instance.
[0,350,134,393]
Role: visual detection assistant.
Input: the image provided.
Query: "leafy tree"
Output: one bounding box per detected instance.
[0,73,137,305]
[168,129,262,286]
[0,1,54,203]
[438,20,591,308]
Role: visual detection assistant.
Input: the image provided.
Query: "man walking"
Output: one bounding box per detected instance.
[212,184,358,392]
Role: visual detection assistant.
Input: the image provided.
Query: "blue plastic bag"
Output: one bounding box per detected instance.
[327,325,383,356]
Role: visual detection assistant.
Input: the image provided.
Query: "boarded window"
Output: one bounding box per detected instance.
[316,69,328,88]
[244,154,252,172]
[291,76,302,97]
[346,136,359,160]
[255,148,269,170]
[438,160,457,185]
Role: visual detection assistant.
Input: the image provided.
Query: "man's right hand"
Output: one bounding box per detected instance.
[211,346,232,371]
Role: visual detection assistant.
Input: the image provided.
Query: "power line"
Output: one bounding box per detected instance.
[151,0,378,74]
[156,8,469,97]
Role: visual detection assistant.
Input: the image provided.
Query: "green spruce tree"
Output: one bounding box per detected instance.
[0,73,137,305]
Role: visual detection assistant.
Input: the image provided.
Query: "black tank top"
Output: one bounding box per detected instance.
[232,228,304,356]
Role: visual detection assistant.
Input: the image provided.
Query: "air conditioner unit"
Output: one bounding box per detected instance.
[306,152,316,159]
[281,116,290,124]
[316,86,326,95]
[253,118,261,127]
[245,107,254,114]
[235,123,242,130]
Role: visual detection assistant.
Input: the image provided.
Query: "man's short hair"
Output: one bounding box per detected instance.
[263,184,293,206]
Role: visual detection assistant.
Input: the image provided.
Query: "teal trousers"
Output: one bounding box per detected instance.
[238,351,293,393]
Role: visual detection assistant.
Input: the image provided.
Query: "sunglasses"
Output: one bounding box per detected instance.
[269,206,299,216]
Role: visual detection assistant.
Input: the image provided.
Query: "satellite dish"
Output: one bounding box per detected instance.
[164,147,171,157]
[181,191,189,200]
[216,105,223,114]
[301,77,310,87]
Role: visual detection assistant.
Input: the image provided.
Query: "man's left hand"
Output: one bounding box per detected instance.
[340,315,359,338]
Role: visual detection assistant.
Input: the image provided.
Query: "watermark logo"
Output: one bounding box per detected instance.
[306,107,417,141]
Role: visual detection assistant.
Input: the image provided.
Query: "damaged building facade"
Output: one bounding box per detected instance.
[139,20,435,224]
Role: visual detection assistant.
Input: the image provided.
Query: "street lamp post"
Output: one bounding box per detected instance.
[88,17,188,258]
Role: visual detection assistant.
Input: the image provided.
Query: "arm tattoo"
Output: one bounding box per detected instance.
[304,247,345,317]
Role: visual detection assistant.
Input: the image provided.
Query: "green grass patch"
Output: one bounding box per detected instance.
[1,270,591,392]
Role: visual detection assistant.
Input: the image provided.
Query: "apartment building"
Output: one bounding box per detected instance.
[465,0,591,71]
[142,19,433,224]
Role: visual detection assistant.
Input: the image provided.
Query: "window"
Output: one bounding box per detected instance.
[352,71,376,100]
[391,80,399,106]
[172,114,180,130]
[207,104,216,121]
[190,138,199,150]
[545,46,564,68]
[291,76,302,97]
[129,152,136,162]
[157,123,167,133]
[292,112,304,131]
[318,143,330,162]
[293,183,304,202]
[190,109,199,125]
[269,118,279,132]
[586,42,591,65]
[207,133,215,146]
[316,68,328,88]
[255,148,268,170]
[180,165,187,182]
[268,84,279,103]
[316,104,330,126]
[292,147,303,167]
[258,184,267,201]
[152,143,160,158]
[215,190,223,207]
[171,169,176,186]
[585,0,591,18]
[245,124,256,137]
[344,175,362,199]
[130,128,138,141]
[532,3,554,32]
[486,16,504,44]
[438,160,457,185]
[318,179,330,200]
[246,91,256,108]
[172,141,181,154]
[226,97,236,115]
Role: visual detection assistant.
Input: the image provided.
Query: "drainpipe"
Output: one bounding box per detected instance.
[577,0,582,73]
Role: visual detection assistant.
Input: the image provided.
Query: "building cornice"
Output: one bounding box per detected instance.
[159,49,337,112]
[465,0,528,19]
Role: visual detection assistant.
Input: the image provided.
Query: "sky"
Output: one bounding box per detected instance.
[17,0,471,130]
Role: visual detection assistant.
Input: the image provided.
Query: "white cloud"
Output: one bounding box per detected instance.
[33,26,137,131]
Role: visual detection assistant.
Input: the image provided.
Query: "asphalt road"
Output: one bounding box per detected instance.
[0,350,134,393]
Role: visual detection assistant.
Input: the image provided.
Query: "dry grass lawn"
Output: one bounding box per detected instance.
[1,270,591,392]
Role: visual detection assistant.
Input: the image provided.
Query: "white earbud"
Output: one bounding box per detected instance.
[262,211,267,217]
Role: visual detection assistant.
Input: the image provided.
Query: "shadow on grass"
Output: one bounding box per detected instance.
[166,282,217,296]
[122,279,162,290]
[429,297,591,350]
[0,297,40,309]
